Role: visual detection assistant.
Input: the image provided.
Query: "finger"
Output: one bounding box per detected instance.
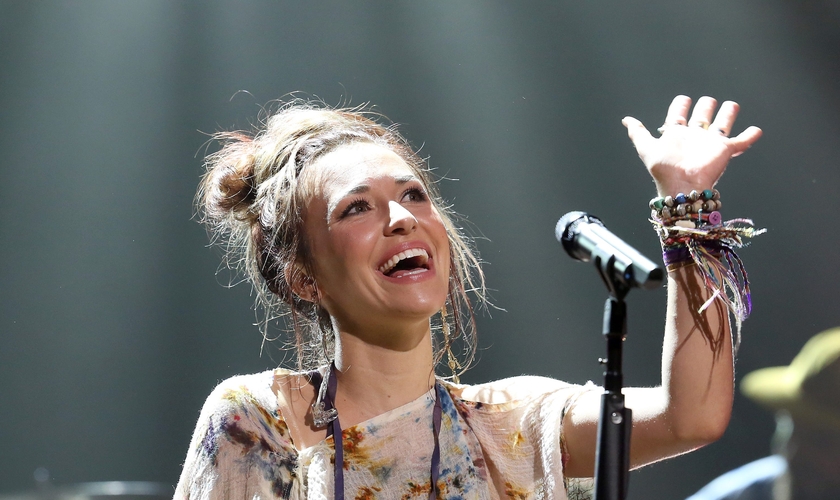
[662,95,692,127]
[622,116,656,150]
[710,101,740,136]
[727,126,763,156]
[687,96,718,129]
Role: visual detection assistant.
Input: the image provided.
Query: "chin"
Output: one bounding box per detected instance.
[388,293,447,319]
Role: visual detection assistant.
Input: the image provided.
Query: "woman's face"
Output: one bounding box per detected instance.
[300,142,450,341]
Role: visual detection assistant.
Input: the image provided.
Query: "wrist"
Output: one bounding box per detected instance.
[650,189,722,226]
[654,179,715,198]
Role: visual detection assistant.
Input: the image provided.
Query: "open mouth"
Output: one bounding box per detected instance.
[378,248,430,278]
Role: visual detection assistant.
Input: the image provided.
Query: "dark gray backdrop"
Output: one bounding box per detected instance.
[2,2,839,499]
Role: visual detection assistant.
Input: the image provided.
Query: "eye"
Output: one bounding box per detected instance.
[401,187,428,203]
[340,198,371,218]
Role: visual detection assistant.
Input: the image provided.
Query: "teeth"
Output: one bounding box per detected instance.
[378,248,429,274]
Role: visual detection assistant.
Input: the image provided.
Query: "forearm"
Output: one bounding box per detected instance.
[660,263,734,438]
[564,264,735,477]
[620,265,734,469]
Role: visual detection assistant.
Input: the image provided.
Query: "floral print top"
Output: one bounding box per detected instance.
[174,369,595,500]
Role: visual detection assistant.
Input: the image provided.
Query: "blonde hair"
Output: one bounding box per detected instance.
[197,100,485,374]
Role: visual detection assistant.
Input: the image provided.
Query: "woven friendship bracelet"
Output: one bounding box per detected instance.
[649,189,765,349]
[663,241,723,267]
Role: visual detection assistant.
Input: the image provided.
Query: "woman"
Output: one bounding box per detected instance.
[175,95,762,500]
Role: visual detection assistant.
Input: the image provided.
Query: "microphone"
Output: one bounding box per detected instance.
[555,211,663,290]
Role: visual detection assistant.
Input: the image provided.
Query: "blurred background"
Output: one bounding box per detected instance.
[1,1,838,499]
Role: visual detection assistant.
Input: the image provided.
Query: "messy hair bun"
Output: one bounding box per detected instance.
[197,99,484,374]
[206,146,257,220]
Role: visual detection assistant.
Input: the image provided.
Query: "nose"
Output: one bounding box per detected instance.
[386,200,417,235]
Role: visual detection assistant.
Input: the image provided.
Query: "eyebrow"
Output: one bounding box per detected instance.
[327,175,420,216]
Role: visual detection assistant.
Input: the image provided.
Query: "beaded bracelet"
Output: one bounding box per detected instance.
[650,189,721,226]
[649,189,765,351]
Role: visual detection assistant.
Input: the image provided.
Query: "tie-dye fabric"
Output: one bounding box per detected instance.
[175,369,594,500]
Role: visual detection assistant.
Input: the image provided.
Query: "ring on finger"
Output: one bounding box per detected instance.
[657,120,686,134]
[690,121,711,130]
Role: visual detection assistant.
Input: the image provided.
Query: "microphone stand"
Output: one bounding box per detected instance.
[592,254,632,500]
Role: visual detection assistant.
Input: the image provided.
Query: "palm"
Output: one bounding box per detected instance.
[623,96,762,196]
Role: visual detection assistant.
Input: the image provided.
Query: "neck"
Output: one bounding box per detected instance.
[331,322,436,425]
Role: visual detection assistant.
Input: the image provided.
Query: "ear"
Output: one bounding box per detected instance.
[284,262,319,303]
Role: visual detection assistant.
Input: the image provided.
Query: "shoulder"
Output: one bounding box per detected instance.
[196,369,299,458]
[439,376,597,499]
[201,370,279,417]
[203,368,314,413]
[446,375,594,405]
[176,370,304,500]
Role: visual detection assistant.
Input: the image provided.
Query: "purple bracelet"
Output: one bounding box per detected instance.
[663,241,724,266]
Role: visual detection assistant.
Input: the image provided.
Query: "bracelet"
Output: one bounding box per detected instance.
[649,189,765,348]
[662,241,723,266]
[650,189,721,226]
[660,232,753,343]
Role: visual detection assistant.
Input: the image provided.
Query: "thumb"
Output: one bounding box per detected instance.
[622,116,656,151]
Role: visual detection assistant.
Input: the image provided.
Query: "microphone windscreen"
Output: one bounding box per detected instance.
[556,211,603,260]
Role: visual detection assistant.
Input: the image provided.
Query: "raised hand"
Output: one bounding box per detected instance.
[622,95,762,197]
